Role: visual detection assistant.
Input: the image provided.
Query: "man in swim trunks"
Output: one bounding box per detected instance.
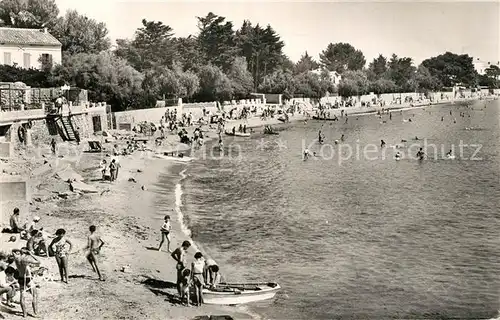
[171,241,191,296]
[12,248,40,318]
[86,225,105,281]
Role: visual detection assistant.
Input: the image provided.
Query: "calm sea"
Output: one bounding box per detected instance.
[164,101,500,320]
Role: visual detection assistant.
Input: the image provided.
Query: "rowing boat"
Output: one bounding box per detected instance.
[153,154,193,162]
[225,131,251,137]
[312,116,338,121]
[202,282,281,305]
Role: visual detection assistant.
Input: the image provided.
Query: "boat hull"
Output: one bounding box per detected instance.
[312,116,338,121]
[202,282,280,305]
[153,154,193,162]
[225,131,251,137]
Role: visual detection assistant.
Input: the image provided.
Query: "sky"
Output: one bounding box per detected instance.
[54,0,499,66]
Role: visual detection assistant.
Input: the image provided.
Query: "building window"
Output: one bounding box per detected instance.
[40,53,53,70]
[3,52,11,65]
[23,53,31,69]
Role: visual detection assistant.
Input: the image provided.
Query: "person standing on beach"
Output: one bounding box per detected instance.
[171,241,191,296]
[49,229,73,283]
[100,159,108,181]
[86,225,105,281]
[50,138,57,155]
[191,252,205,306]
[74,127,80,145]
[12,248,40,318]
[109,159,117,182]
[157,215,172,252]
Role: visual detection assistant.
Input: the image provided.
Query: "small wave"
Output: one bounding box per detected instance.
[175,169,197,251]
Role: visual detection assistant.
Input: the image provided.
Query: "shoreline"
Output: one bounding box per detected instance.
[0,97,486,319]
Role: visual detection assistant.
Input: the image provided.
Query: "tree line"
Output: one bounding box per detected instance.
[0,0,499,111]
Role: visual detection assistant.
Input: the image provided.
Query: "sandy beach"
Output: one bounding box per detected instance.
[0,113,309,320]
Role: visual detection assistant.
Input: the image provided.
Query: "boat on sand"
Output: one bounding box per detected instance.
[202,282,281,305]
[225,131,251,137]
[153,153,193,162]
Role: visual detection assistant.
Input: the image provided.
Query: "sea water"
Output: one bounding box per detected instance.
[166,101,500,319]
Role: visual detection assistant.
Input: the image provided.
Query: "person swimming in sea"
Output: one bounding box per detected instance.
[318,130,324,144]
[416,148,425,160]
[304,148,311,160]
[446,149,454,159]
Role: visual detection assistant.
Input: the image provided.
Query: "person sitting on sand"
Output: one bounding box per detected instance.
[12,248,40,318]
[157,215,172,252]
[171,241,191,296]
[8,208,23,234]
[49,229,72,284]
[86,225,105,281]
[191,252,205,306]
[27,230,48,257]
[1,265,18,307]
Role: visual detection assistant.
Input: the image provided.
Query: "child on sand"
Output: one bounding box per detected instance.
[86,225,105,281]
[179,268,191,306]
[157,215,172,252]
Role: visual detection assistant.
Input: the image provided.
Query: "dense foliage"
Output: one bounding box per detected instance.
[0,0,494,110]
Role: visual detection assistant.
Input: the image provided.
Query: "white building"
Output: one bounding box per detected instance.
[473,58,499,75]
[0,27,62,70]
[311,68,342,85]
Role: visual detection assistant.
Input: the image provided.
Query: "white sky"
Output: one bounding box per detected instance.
[54,0,500,65]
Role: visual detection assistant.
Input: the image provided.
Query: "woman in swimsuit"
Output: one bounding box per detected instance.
[49,229,73,283]
[157,215,172,252]
[191,252,206,306]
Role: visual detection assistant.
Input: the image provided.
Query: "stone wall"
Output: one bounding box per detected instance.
[113,102,220,129]
[6,109,107,150]
[0,85,89,111]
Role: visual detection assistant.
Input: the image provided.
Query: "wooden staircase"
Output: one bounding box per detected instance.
[58,116,76,141]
